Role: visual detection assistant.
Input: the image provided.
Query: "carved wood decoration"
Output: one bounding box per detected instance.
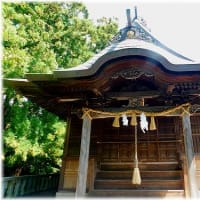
[110,17,154,44]
[190,104,200,114]
[111,68,154,80]
[5,56,200,120]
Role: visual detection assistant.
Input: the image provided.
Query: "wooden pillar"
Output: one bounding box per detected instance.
[58,116,71,190]
[182,113,199,198]
[75,115,92,197]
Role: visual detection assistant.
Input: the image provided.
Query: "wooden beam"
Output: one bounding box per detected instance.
[75,115,92,197]
[182,113,199,198]
[58,98,81,102]
[105,91,161,100]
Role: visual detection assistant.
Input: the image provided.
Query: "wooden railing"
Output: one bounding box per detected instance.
[3,173,60,197]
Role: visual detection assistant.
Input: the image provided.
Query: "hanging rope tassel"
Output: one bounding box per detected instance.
[132,125,141,185]
[131,112,137,126]
[150,116,156,130]
[112,115,120,127]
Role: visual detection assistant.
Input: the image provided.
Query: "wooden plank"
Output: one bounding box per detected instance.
[88,158,96,191]
[182,113,199,198]
[96,170,182,179]
[88,189,185,197]
[100,162,180,171]
[105,91,161,99]
[94,179,183,190]
[3,174,59,197]
[75,116,92,197]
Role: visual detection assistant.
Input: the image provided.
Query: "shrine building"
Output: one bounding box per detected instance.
[5,8,200,198]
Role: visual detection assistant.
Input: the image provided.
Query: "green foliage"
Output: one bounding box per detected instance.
[3,89,66,176]
[3,2,118,77]
[3,2,118,176]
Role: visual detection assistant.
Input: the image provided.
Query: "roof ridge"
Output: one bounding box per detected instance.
[109,7,193,62]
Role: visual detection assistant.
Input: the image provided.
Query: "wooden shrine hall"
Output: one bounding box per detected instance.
[5,8,200,198]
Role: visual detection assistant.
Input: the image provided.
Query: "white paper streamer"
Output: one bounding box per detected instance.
[122,114,129,126]
[140,112,148,133]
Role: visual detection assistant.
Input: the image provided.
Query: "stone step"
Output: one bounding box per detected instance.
[56,190,75,197]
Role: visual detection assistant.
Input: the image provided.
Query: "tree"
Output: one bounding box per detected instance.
[3,2,118,76]
[3,2,118,176]
[3,88,66,176]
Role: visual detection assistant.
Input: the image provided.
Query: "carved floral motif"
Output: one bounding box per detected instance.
[111,68,154,80]
[110,22,155,44]
[190,104,200,113]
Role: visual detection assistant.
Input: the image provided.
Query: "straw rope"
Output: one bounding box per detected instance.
[81,103,191,120]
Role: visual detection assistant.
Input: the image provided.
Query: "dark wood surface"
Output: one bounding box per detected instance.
[60,115,200,197]
[5,56,200,119]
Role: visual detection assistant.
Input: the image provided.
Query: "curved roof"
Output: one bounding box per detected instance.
[4,10,200,119]
[25,13,200,81]
[53,38,200,79]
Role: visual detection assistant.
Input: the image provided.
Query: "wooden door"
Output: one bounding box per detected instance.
[96,117,183,163]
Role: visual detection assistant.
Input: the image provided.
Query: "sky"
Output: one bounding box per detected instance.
[80,0,200,62]
[2,0,200,61]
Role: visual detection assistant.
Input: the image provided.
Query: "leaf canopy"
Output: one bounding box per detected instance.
[3,2,118,176]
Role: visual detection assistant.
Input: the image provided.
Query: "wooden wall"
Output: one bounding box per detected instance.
[61,115,200,191]
[61,116,97,190]
[191,116,200,155]
[95,117,182,163]
[191,116,200,189]
[63,158,95,191]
